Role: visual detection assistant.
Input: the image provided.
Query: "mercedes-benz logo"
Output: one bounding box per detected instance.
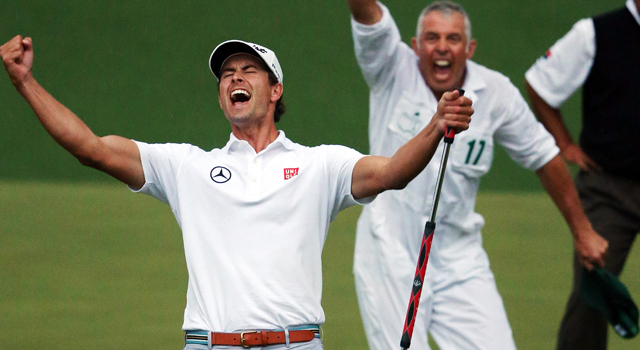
[210,166,232,184]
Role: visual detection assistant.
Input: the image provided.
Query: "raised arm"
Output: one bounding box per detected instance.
[347,0,383,24]
[352,90,472,199]
[1,36,145,189]
[536,155,607,270]
[525,80,600,172]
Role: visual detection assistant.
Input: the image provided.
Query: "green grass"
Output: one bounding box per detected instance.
[478,193,640,350]
[2,182,639,349]
[0,181,186,348]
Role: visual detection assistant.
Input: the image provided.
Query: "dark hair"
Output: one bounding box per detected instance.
[216,60,286,123]
[267,71,286,123]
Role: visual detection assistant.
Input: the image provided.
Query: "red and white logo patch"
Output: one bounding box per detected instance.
[284,168,299,180]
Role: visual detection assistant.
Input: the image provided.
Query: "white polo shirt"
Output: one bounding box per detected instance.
[132,131,369,332]
[525,0,640,107]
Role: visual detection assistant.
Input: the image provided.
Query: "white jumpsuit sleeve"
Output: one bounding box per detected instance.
[351,2,404,92]
[495,82,560,171]
[525,18,596,108]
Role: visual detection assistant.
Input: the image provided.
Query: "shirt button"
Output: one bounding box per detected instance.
[252,177,257,182]
[253,159,258,164]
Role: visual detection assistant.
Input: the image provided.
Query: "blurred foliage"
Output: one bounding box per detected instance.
[0,0,622,188]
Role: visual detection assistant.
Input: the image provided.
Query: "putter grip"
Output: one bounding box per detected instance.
[400,221,436,349]
[443,88,465,144]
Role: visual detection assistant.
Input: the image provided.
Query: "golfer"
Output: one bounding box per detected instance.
[345,1,608,349]
[0,36,471,349]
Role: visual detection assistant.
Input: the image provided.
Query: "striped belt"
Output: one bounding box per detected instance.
[185,325,320,348]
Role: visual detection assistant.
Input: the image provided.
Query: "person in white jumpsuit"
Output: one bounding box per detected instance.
[346,1,609,349]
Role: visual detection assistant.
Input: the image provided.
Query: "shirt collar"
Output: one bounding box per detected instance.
[222,130,296,154]
[627,0,640,26]
[270,130,296,151]
[460,60,487,103]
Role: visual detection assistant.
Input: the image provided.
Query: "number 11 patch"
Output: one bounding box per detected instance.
[284,168,299,180]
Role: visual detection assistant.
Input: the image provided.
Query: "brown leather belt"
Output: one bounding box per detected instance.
[198,329,317,348]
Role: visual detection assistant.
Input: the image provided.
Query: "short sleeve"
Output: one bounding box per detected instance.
[525,18,596,108]
[495,83,560,171]
[320,145,374,221]
[130,141,194,206]
[351,2,404,91]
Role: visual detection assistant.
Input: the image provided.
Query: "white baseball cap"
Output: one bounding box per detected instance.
[209,40,283,83]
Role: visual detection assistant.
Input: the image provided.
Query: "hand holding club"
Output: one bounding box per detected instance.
[434,88,473,136]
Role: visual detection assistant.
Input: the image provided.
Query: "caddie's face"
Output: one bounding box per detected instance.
[218,54,281,126]
[412,10,476,96]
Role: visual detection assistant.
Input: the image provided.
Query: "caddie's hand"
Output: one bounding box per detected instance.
[574,227,608,270]
[434,89,473,135]
[561,144,602,172]
[0,35,34,87]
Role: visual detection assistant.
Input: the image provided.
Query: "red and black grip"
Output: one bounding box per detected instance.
[400,221,436,349]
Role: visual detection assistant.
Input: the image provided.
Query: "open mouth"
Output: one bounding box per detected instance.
[434,60,452,76]
[230,89,251,105]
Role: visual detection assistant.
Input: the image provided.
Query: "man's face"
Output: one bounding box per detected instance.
[217,54,281,125]
[412,10,476,96]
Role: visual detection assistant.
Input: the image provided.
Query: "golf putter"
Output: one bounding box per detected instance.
[400,88,465,350]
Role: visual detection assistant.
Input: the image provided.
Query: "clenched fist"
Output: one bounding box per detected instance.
[0,35,34,87]
[434,89,473,135]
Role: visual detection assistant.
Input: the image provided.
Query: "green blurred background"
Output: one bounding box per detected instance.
[2,1,638,349]
[0,0,620,189]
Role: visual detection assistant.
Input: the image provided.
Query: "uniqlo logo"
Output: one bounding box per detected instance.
[284,168,299,180]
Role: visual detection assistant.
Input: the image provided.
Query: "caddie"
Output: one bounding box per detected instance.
[0,35,472,349]
[345,1,609,349]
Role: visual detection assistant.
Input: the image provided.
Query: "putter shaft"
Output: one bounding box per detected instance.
[399,89,464,350]
[429,141,452,223]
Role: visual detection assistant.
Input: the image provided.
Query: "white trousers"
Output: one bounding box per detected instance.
[353,209,517,350]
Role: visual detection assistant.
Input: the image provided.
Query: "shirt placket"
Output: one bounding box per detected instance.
[247,156,262,199]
